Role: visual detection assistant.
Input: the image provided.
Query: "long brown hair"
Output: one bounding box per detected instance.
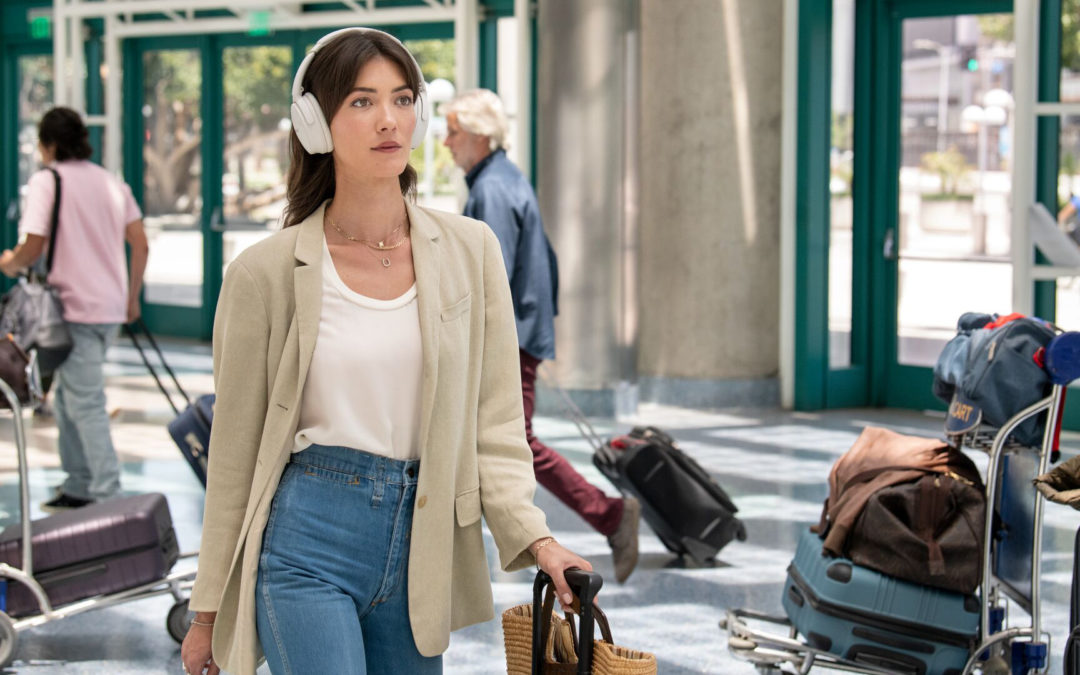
[283,31,420,228]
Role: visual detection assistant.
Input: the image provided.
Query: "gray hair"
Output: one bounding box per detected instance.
[441,88,510,152]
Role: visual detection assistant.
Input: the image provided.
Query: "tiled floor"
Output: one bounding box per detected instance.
[0,337,1074,674]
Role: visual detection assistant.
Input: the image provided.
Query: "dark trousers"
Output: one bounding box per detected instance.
[519,350,623,537]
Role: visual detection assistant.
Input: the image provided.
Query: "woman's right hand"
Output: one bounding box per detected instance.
[534,539,594,613]
[180,612,219,675]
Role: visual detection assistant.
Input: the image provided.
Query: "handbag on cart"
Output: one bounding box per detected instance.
[502,569,656,674]
[0,334,39,408]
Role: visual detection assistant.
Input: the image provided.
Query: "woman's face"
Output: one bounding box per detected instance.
[329,55,416,181]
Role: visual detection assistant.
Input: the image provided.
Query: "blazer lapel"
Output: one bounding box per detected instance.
[292,203,326,402]
[407,201,441,455]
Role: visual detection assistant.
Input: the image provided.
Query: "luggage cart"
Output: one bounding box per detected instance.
[0,375,198,667]
[720,332,1080,675]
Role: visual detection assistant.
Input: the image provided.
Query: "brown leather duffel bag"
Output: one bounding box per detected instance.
[847,462,985,594]
[816,427,986,594]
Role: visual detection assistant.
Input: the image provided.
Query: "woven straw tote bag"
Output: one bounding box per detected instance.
[502,570,656,674]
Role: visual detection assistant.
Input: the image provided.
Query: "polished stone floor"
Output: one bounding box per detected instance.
[0,337,1074,674]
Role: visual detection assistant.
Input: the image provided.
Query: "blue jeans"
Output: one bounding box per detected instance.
[55,322,120,501]
[255,445,442,675]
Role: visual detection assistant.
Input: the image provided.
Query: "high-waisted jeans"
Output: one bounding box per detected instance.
[255,444,442,675]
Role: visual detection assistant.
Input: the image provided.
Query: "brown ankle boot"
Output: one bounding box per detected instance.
[607,497,641,583]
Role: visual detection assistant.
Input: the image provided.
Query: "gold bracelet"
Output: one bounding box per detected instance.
[532,537,557,568]
[190,619,215,627]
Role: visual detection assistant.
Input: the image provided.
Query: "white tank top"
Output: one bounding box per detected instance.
[292,236,423,459]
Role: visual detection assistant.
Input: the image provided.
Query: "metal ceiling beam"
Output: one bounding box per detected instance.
[54,0,469,178]
[112,7,455,37]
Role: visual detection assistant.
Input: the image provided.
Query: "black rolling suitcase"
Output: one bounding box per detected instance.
[546,379,747,564]
[123,319,214,486]
[594,426,747,564]
[0,493,179,617]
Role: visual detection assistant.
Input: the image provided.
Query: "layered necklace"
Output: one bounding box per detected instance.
[328,213,409,268]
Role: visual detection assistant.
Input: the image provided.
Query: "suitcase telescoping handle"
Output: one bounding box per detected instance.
[532,568,603,674]
[122,318,192,416]
[536,365,608,454]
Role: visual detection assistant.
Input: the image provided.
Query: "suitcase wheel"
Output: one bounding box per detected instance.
[0,610,16,667]
[736,521,748,542]
[167,599,194,644]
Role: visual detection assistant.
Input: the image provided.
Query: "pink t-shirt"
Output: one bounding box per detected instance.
[19,160,141,324]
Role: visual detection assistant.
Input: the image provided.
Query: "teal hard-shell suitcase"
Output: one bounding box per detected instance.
[781,529,979,675]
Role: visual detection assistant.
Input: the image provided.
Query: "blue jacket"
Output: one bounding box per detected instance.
[464,150,558,360]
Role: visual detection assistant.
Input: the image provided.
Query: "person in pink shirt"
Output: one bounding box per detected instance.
[0,107,148,511]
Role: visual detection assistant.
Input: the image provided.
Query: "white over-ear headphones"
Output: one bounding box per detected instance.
[290,27,430,155]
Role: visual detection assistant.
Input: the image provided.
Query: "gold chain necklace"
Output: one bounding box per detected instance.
[328,215,409,269]
[329,216,407,250]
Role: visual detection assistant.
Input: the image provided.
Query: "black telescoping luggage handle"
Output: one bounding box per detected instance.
[532,569,603,675]
[122,318,191,416]
[536,365,612,460]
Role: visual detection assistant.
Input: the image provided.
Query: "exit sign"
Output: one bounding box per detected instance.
[248,10,271,36]
[28,12,51,39]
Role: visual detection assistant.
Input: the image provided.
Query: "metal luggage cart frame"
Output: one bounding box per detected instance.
[0,376,198,667]
[721,375,1072,675]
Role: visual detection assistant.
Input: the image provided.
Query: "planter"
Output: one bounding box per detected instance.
[917,197,974,233]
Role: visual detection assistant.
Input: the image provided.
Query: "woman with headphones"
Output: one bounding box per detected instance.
[180,28,591,675]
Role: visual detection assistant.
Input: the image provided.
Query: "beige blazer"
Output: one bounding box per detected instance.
[188,201,551,674]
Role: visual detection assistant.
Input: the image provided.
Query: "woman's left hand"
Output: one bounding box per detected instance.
[0,251,17,278]
[535,541,593,612]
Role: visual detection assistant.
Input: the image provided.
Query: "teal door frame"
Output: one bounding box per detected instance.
[795,0,1065,414]
[874,0,1012,412]
[125,34,216,339]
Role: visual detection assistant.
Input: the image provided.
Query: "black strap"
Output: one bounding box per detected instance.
[45,168,61,274]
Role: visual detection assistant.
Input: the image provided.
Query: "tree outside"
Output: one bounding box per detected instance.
[141,50,202,218]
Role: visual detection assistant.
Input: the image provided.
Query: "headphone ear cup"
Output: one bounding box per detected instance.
[291,93,334,154]
[411,90,430,150]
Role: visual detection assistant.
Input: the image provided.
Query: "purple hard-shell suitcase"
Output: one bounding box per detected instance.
[0,492,179,617]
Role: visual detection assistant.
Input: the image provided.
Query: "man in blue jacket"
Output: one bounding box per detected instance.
[443,90,640,582]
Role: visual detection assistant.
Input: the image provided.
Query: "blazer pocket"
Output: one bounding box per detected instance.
[441,293,472,322]
[455,487,481,527]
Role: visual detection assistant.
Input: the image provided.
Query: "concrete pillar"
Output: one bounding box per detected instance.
[536,0,640,415]
[636,0,783,408]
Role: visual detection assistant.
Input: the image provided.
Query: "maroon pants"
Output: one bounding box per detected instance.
[519,350,623,536]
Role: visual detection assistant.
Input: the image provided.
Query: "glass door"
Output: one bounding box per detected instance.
[873,1,1014,409]
[132,41,207,337]
[4,47,54,257]
[219,39,295,273]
